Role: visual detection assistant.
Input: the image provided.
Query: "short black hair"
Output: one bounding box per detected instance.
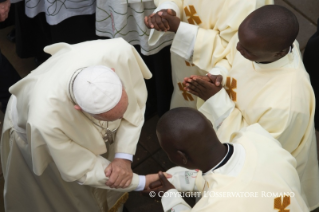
[244,5,299,51]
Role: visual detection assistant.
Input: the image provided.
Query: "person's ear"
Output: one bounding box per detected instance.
[276,48,289,58]
[177,150,188,165]
[74,105,82,111]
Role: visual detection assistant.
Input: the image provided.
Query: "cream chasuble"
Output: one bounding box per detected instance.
[200,41,319,210]
[0,38,152,212]
[161,124,308,212]
[149,0,273,109]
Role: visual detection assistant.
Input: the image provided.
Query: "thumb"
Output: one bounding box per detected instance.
[159,171,169,184]
[167,9,176,16]
[104,165,112,177]
[207,73,217,84]
[215,75,223,86]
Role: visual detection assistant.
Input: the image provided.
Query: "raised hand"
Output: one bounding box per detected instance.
[144,9,179,32]
[184,77,222,101]
[184,74,223,87]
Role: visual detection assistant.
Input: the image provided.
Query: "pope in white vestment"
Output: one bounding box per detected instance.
[161,124,308,212]
[148,0,273,109]
[0,38,152,212]
[199,38,319,210]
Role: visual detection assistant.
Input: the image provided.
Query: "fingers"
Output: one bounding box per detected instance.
[215,75,223,86]
[207,73,223,86]
[194,78,210,89]
[158,171,169,185]
[149,180,162,189]
[163,172,172,178]
[186,79,205,93]
[167,9,176,16]
[104,165,112,177]
[144,16,151,29]
[106,172,119,187]
[154,13,167,31]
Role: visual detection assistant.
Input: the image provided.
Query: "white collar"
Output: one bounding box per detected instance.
[253,45,295,71]
[204,143,246,178]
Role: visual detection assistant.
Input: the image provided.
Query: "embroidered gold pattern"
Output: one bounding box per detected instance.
[274,196,290,212]
[178,82,194,101]
[184,5,202,25]
[225,77,237,101]
[185,61,195,66]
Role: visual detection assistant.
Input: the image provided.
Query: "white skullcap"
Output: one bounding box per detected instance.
[73,65,123,114]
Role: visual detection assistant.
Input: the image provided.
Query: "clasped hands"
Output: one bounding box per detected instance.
[144,9,180,33]
[183,74,223,101]
[104,158,172,189]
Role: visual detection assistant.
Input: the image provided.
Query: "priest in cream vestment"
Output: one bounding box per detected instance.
[147,108,308,211]
[146,0,273,109]
[191,6,319,211]
[0,38,154,212]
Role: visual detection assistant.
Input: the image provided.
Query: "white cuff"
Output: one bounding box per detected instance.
[134,175,146,191]
[171,22,198,61]
[199,89,235,130]
[148,2,181,46]
[208,66,229,86]
[161,189,191,212]
[115,153,133,162]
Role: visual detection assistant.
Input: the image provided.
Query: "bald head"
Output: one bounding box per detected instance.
[157,108,224,170]
[237,5,299,63]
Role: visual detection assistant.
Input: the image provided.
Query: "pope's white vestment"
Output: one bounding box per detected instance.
[161,124,308,212]
[200,40,319,210]
[148,0,273,109]
[0,38,152,212]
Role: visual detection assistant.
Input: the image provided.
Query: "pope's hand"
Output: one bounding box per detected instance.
[104,158,133,188]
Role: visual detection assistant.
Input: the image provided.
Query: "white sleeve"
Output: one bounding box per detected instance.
[162,189,192,212]
[148,1,181,46]
[114,153,133,162]
[171,22,199,61]
[166,167,204,192]
[77,156,141,192]
[199,88,235,130]
[208,66,229,86]
[134,176,146,191]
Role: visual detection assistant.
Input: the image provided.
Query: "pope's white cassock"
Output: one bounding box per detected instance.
[0,38,152,212]
[148,0,273,109]
[161,124,308,211]
[199,38,319,210]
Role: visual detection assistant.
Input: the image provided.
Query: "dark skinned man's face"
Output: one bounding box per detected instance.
[158,136,196,170]
[237,23,283,63]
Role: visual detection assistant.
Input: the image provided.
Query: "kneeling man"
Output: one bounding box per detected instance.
[145,108,308,211]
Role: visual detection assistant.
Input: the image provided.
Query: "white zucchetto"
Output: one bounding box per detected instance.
[73,65,123,114]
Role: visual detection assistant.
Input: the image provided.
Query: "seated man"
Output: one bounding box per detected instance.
[184,5,319,210]
[145,108,308,211]
[0,38,163,212]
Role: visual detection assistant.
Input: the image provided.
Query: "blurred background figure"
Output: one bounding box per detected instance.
[0,0,20,113]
